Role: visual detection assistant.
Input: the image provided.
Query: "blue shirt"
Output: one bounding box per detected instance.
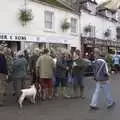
[112,55,120,65]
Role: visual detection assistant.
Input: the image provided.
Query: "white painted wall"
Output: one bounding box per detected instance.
[80,10,117,41]
[0,0,80,49]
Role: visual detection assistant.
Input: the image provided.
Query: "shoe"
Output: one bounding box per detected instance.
[0,103,4,107]
[90,106,99,110]
[54,93,59,97]
[12,92,16,96]
[80,96,85,99]
[71,96,78,99]
[64,95,71,99]
[107,102,116,109]
[48,96,52,100]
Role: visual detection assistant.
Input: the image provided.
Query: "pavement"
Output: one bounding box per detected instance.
[0,74,120,120]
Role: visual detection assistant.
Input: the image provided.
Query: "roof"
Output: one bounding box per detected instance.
[32,0,75,11]
[97,0,120,10]
[80,0,97,5]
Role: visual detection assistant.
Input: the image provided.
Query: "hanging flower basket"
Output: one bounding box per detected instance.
[61,19,70,32]
[84,25,92,33]
[18,9,33,26]
[104,29,110,37]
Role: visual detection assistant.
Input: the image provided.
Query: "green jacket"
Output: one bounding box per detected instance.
[5,55,13,72]
[72,58,87,77]
[11,57,28,78]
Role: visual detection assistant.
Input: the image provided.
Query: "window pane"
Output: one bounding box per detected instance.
[71,18,77,33]
[44,11,53,29]
[45,22,52,29]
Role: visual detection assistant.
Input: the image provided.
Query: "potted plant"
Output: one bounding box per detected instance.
[18,9,33,26]
[104,29,110,37]
[84,25,92,33]
[61,19,70,32]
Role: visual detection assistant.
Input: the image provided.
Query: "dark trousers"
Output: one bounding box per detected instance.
[0,73,7,105]
[13,77,26,98]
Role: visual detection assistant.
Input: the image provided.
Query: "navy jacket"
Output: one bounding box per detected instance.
[93,59,109,81]
[55,58,67,79]
[0,53,8,74]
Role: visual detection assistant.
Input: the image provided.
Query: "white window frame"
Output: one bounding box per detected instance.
[44,11,55,31]
[71,18,78,34]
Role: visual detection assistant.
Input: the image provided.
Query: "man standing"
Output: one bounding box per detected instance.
[36,49,55,100]
[30,48,40,84]
[72,50,87,98]
[54,53,69,98]
[90,48,115,110]
[0,45,8,106]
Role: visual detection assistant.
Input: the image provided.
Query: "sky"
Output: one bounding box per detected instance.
[96,0,106,4]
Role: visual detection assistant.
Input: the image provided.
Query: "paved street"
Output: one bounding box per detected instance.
[0,74,120,120]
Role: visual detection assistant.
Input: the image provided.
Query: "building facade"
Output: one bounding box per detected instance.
[79,0,120,55]
[0,0,80,52]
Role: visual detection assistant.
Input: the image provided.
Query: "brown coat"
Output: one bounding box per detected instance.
[36,54,55,79]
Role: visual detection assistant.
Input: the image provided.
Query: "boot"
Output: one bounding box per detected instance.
[48,88,53,100]
[42,89,47,101]
[54,87,60,97]
[0,94,4,107]
[80,86,85,99]
[62,87,71,98]
[72,86,79,98]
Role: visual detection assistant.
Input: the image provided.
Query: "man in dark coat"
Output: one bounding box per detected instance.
[30,48,40,84]
[0,45,8,106]
[54,53,70,98]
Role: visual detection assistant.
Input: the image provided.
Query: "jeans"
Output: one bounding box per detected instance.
[90,81,113,107]
[73,75,84,88]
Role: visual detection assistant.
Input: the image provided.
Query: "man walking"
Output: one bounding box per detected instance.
[90,48,115,110]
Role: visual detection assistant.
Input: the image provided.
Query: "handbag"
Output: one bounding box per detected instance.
[67,73,73,84]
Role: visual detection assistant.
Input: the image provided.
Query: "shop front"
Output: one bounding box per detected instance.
[0,33,70,52]
[81,36,118,56]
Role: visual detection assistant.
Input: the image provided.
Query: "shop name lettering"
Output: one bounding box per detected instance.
[0,35,26,40]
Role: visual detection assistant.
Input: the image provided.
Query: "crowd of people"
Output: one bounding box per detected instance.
[0,43,115,110]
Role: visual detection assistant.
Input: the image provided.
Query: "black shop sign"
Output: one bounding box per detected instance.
[0,34,26,41]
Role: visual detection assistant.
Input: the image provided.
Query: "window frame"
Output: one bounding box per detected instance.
[71,18,78,34]
[44,11,55,31]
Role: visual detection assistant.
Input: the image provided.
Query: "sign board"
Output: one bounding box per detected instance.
[0,33,69,44]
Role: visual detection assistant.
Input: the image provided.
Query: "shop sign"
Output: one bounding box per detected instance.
[0,33,70,44]
[0,34,26,41]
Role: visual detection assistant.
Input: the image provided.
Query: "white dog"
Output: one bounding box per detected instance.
[18,83,41,108]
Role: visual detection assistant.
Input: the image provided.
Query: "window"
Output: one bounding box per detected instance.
[71,18,77,33]
[44,11,54,29]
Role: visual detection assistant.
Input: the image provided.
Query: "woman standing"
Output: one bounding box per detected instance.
[11,51,28,98]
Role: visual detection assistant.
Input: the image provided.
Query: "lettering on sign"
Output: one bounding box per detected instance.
[0,34,26,41]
